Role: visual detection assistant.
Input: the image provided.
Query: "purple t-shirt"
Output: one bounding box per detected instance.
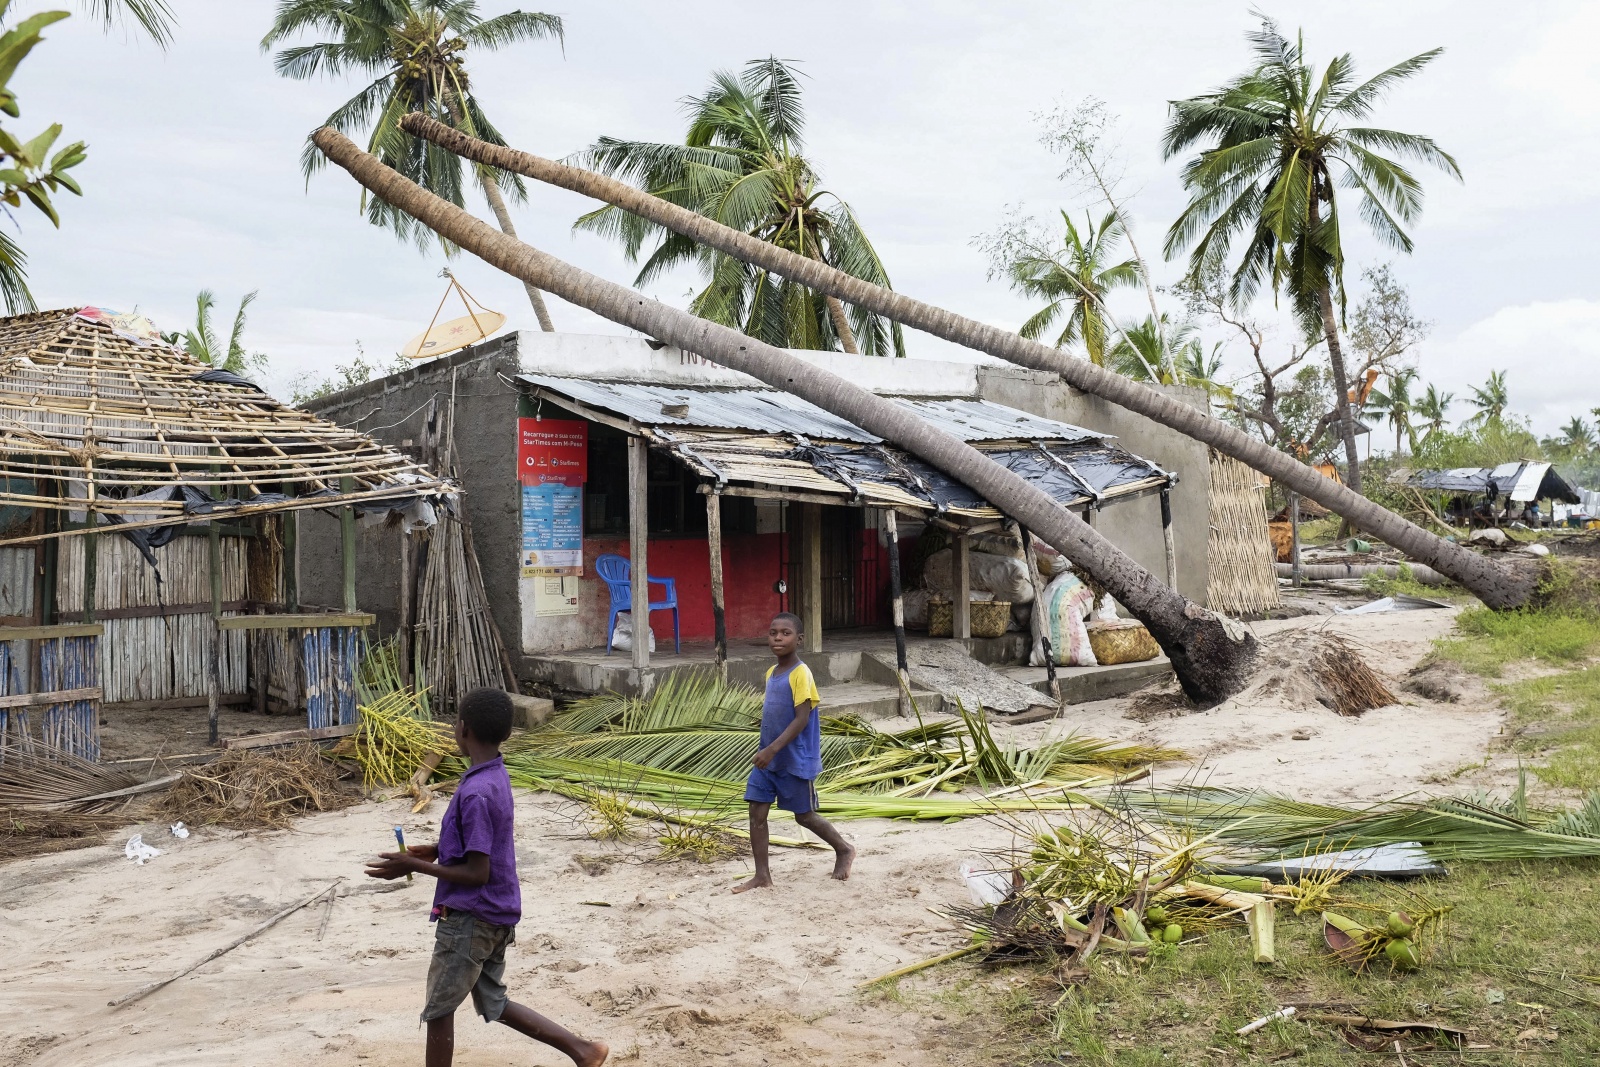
[430,755,521,927]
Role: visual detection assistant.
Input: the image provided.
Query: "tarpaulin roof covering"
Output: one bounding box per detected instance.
[1409,461,1578,504]
[0,308,454,544]
[521,376,1169,519]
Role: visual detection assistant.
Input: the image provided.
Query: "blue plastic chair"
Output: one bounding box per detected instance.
[596,553,680,655]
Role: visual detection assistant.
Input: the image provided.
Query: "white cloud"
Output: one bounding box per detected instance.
[1419,299,1600,435]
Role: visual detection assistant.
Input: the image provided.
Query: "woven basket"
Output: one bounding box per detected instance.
[928,597,1012,639]
[1086,619,1160,664]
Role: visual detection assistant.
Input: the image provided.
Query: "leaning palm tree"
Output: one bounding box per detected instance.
[392,114,1547,611]
[574,57,903,357]
[314,124,1259,703]
[1162,16,1460,496]
[1007,211,1138,365]
[1365,366,1417,455]
[1466,369,1509,428]
[263,0,561,331]
[182,290,264,375]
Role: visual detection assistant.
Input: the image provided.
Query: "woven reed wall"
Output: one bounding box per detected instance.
[58,533,248,702]
[1205,450,1281,616]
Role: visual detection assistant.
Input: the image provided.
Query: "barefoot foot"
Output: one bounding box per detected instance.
[731,874,773,894]
[831,843,856,881]
[573,1040,609,1067]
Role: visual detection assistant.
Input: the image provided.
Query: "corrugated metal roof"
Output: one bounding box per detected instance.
[518,375,1108,446]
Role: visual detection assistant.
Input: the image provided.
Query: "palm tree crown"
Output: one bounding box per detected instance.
[1414,383,1452,439]
[182,290,265,375]
[1365,366,1417,454]
[1161,18,1459,329]
[575,57,904,357]
[264,1,561,250]
[1467,369,1510,427]
[1006,210,1139,365]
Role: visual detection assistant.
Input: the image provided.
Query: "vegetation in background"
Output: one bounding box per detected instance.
[575,57,904,357]
[290,340,407,406]
[264,0,564,329]
[173,289,266,375]
[1163,15,1459,495]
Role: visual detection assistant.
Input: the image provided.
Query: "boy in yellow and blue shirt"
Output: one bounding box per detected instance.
[733,612,855,892]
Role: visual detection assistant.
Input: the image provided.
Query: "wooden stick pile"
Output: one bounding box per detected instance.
[413,511,513,715]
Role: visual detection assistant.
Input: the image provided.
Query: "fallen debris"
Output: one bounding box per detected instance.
[0,807,124,860]
[158,745,356,830]
[108,879,344,1009]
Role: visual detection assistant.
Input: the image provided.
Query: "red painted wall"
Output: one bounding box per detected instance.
[585,531,783,642]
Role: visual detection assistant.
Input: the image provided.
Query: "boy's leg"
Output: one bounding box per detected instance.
[499,1002,608,1066]
[732,802,772,893]
[425,1015,454,1067]
[795,809,856,881]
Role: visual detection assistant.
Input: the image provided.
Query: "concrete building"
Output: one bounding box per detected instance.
[300,332,1211,702]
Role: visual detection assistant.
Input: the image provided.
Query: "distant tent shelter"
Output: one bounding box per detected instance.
[1407,461,1579,527]
[0,308,454,759]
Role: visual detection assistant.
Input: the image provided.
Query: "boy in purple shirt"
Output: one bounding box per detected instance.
[367,688,607,1067]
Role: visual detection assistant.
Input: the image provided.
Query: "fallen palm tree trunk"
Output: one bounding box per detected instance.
[312,127,1256,705]
[395,115,1537,612]
[1276,562,1447,585]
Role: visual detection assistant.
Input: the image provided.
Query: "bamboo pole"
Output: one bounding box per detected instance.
[340,476,357,613]
[398,528,413,686]
[1160,487,1178,591]
[884,509,912,717]
[208,517,222,746]
[1289,492,1302,588]
[1017,523,1060,708]
[628,437,649,673]
[706,490,727,676]
[284,509,298,611]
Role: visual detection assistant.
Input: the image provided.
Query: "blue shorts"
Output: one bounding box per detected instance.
[745,766,818,813]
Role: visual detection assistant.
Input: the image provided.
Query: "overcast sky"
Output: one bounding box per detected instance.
[14,0,1598,435]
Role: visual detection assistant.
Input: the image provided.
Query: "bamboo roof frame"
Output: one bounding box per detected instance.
[0,308,456,546]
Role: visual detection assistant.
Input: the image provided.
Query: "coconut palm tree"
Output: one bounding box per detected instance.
[1414,383,1452,441]
[1466,369,1509,428]
[81,0,174,44]
[316,122,1260,702]
[394,114,1543,611]
[1557,416,1594,454]
[1365,366,1417,455]
[263,0,562,331]
[1107,315,1195,383]
[181,290,265,375]
[1161,16,1460,496]
[1006,211,1139,365]
[573,57,902,357]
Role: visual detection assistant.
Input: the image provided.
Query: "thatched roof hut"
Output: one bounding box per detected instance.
[0,308,453,759]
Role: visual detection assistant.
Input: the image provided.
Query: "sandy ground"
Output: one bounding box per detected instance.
[0,609,1516,1067]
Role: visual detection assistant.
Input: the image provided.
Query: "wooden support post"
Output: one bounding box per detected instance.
[1017,523,1060,708]
[884,510,912,716]
[801,502,822,654]
[339,476,357,613]
[283,509,299,612]
[208,517,222,746]
[952,526,971,641]
[706,490,727,676]
[627,437,650,672]
[1289,492,1302,588]
[398,528,413,686]
[1160,488,1178,591]
[82,511,98,624]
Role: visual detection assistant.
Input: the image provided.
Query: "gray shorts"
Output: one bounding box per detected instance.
[421,910,516,1023]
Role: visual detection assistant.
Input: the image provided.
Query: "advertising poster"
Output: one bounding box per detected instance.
[517,418,587,484]
[520,481,583,577]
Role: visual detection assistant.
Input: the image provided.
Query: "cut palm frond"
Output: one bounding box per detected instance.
[1119,787,1600,862]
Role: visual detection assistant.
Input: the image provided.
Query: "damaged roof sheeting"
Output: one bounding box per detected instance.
[0,307,456,545]
[1409,461,1579,504]
[521,376,1171,518]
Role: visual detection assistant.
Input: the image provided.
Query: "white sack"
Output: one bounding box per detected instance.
[611,612,656,653]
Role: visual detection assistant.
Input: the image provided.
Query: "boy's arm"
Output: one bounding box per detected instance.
[366,848,490,886]
[753,699,817,769]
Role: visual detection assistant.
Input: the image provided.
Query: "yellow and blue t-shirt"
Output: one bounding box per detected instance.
[758,660,822,779]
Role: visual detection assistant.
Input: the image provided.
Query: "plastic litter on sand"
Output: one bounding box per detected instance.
[124,835,161,865]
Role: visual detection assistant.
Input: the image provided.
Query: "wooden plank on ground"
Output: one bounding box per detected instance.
[220,723,358,750]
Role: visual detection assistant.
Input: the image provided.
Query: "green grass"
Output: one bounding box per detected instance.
[1500,667,1600,791]
[1362,561,1467,601]
[885,862,1600,1065]
[1431,608,1600,677]
[1295,515,1343,546]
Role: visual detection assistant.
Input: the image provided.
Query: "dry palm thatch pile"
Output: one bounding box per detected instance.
[0,807,126,860]
[158,745,356,830]
[0,747,143,810]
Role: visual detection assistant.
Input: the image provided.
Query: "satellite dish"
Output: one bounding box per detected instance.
[402,272,507,360]
[402,309,507,359]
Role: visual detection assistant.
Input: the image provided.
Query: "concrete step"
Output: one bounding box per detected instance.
[997,658,1173,704]
[816,681,913,721]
